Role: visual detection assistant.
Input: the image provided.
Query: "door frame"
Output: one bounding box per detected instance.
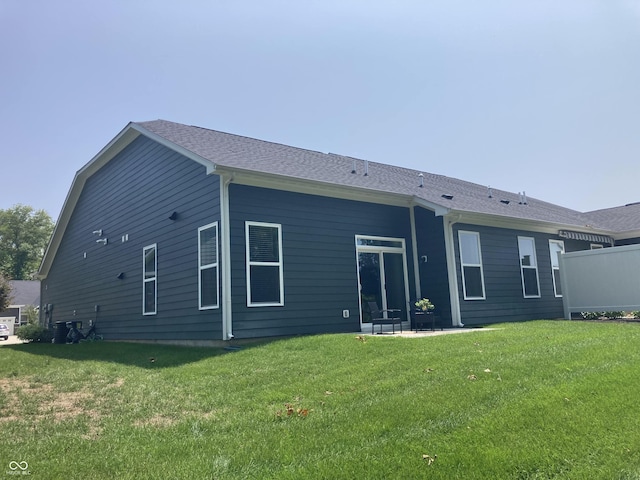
[355,235,411,330]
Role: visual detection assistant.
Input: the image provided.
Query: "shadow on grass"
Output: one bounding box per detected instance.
[1,338,279,369]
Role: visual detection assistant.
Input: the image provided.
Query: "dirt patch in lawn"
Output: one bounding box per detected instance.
[0,377,124,439]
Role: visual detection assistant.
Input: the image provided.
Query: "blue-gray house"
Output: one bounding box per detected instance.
[37,120,637,342]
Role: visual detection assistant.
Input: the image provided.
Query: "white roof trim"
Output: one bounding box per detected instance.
[38,124,140,278]
[130,123,216,174]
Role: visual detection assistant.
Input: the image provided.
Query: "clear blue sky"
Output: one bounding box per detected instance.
[2,0,639,220]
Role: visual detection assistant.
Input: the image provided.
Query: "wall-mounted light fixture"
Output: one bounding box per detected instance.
[96,238,108,245]
[116,272,125,280]
[93,229,103,236]
[168,211,178,220]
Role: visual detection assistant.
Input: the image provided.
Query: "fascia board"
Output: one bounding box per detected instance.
[612,229,640,241]
[411,197,450,216]
[38,123,220,279]
[215,166,417,208]
[445,210,615,237]
[38,124,143,278]
[130,123,216,174]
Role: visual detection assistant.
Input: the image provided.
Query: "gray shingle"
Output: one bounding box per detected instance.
[135,119,618,232]
[9,281,40,306]
[584,203,640,233]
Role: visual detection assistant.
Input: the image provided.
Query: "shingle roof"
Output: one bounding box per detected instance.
[584,203,640,234]
[9,281,40,306]
[136,119,608,231]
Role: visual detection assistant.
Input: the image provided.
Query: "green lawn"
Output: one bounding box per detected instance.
[1,320,640,479]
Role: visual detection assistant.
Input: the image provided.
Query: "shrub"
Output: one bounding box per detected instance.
[581,312,602,320]
[16,324,53,343]
[603,312,625,320]
[633,311,640,319]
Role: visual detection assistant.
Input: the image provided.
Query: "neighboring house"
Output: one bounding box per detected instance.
[584,203,640,246]
[0,280,41,332]
[36,120,637,342]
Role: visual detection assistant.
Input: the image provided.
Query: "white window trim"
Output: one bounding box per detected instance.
[458,230,486,300]
[143,243,157,315]
[198,222,219,310]
[549,239,565,298]
[518,236,541,299]
[245,221,284,307]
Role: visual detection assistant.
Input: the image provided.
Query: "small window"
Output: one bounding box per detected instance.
[198,223,219,309]
[590,244,604,250]
[549,240,565,297]
[518,237,540,298]
[246,222,284,306]
[143,244,157,315]
[458,231,486,300]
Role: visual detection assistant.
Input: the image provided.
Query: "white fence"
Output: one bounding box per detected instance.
[558,244,640,318]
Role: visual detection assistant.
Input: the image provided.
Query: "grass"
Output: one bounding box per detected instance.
[1,320,640,479]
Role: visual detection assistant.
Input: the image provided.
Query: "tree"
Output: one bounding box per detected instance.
[0,205,55,280]
[0,273,12,311]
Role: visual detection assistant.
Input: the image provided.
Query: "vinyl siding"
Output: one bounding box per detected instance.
[228,184,415,338]
[414,207,451,325]
[42,136,221,340]
[452,223,596,325]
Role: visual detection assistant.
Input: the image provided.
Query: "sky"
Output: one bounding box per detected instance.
[1,0,639,221]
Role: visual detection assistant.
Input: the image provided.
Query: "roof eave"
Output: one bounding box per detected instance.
[441,209,615,236]
[612,229,640,241]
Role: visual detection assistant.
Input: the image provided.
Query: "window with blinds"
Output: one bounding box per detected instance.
[245,222,284,306]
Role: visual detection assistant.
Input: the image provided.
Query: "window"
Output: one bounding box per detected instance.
[549,240,565,297]
[143,244,157,315]
[458,231,485,300]
[246,222,284,306]
[198,223,219,309]
[518,237,540,298]
[590,244,604,250]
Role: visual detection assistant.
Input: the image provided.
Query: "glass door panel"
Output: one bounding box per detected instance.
[358,252,382,323]
[383,252,407,316]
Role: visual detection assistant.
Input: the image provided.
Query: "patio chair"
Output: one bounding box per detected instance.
[367,301,402,334]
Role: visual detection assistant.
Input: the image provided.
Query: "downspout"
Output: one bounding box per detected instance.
[443,213,463,327]
[409,205,422,300]
[220,174,234,340]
